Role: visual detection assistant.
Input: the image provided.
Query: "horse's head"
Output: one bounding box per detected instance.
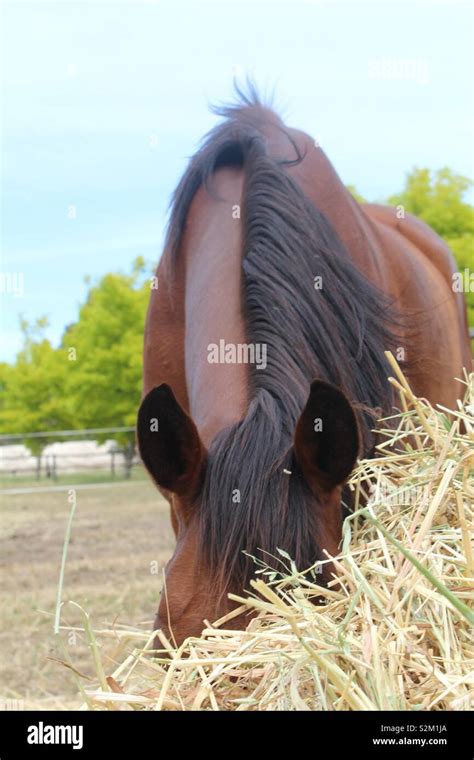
[137,381,360,646]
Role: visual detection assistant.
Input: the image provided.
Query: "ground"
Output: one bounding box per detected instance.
[0,471,174,709]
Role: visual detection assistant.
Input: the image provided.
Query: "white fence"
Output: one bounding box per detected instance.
[0,440,133,475]
[0,427,140,480]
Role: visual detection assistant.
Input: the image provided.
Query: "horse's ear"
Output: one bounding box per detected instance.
[294,380,360,491]
[137,384,206,496]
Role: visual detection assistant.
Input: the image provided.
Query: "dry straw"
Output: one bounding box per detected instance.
[68,354,474,710]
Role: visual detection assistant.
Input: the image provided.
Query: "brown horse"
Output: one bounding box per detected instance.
[137,86,471,647]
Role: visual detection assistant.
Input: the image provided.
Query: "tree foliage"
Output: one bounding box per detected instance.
[61,258,150,443]
[0,320,75,454]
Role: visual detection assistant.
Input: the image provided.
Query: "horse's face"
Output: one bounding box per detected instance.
[152,507,222,646]
[137,381,359,646]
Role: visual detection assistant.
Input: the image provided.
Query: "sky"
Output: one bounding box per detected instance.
[1,0,473,362]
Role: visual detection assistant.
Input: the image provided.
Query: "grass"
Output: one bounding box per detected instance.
[0,478,174,709]
[67,357,474,711]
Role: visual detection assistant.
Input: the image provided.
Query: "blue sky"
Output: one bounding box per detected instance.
[1,0,473,362]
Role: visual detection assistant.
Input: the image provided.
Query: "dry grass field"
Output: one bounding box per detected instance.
[0,475,174,709]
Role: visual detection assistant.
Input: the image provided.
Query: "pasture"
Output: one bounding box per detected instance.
[0,474,174,709]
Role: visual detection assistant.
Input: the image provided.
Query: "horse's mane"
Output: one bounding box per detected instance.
[165,84,399,595]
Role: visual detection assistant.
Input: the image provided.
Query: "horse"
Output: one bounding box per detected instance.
[137,86,471,647]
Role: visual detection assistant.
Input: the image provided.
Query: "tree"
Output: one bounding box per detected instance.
[61,258,151,476]
[0,319,76,477]
[388,168,473,239]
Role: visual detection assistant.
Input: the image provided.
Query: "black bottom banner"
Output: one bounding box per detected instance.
[0,710,471,757]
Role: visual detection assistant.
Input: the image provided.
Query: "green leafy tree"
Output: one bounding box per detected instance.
[62,257,151,475]
[0,318,76,477]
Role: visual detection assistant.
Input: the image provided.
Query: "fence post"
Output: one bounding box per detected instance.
[123,441,134,480]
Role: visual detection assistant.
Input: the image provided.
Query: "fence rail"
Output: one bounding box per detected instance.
[0,426,135,442]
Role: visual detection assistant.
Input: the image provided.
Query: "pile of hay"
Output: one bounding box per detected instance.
[70,355,474,710]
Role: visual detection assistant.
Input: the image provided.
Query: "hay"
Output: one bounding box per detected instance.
[68,355,474,710]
